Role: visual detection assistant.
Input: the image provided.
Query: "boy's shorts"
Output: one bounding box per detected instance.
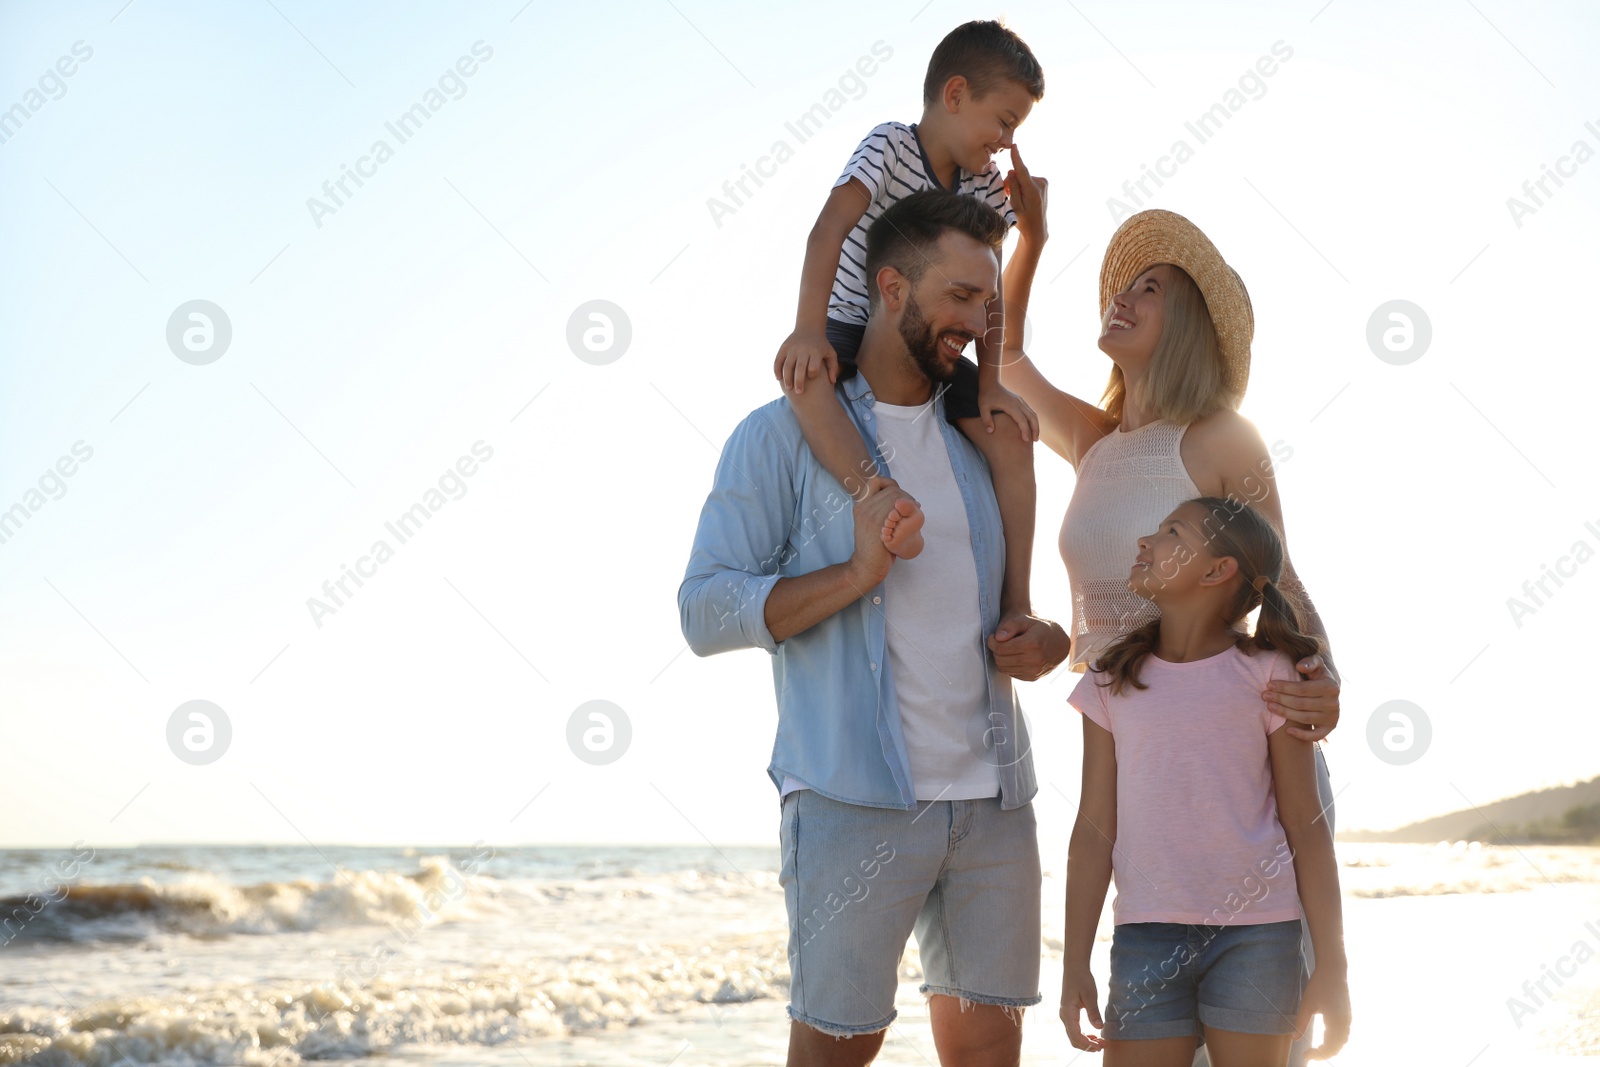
[779,788,1043,1036]
[826,317,981,423]
[1104,920,1305,1040]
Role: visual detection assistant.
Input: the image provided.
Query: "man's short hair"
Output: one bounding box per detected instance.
[863,190,1009,309]
[923,19,1045,106]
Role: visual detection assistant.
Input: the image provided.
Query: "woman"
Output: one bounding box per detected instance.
[1001,205,1342,1067]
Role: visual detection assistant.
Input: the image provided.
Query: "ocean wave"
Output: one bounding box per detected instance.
[1339,841,1600,898]
[0,944,790,1066]
[505,868,781,905]
[0,856,784,948]
[0,856,489,944]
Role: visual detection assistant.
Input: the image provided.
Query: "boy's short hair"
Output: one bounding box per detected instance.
[923,19,1045,106]
[864,190,1008,308]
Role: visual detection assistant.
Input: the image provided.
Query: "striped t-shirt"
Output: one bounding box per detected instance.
[828,121,1016,327]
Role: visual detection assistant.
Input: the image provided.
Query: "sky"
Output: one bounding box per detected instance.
[1,0,1597,850]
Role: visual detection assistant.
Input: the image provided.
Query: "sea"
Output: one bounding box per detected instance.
[1,841,1598,1066]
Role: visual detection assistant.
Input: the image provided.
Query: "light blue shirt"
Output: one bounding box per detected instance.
[677,372,1036,810]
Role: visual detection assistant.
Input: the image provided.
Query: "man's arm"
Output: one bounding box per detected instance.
[679,411,907,654]
[678,410,797,657]
[763,478,901,642]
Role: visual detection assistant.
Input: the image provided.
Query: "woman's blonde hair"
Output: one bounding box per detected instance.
[1099,265,1239,426]
[1094,496,1323,696]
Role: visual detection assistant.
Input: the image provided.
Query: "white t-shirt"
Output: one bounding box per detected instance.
[781,396,998,801]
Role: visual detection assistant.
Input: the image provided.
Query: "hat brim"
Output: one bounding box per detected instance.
[1098,209,1253,400]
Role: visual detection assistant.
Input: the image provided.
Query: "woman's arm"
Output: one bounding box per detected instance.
[1061,715,1116,1052]
[994,151,1116,468]
[966,149,1049,443]
[971,254,1041,442]
[999,145,1044,358]
[1268,724,1351,1058]
[1194,410,1341,737]
[997,351,1116,467]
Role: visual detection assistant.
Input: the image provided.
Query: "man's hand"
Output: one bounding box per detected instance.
[987,612,1068,682]
[1003,145,1048,249]
[774,327,839,395]
[846,477,913,590]
[1266,653,1341,741]
[977,378,1040,442]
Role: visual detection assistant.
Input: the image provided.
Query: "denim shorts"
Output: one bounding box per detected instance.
[1105,920,1305,1040]
[779,788,1042,1036]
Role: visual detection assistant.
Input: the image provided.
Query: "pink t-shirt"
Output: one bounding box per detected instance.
[1069,644,1303,926]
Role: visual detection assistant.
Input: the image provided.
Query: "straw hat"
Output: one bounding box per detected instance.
[1098,209,1254,399]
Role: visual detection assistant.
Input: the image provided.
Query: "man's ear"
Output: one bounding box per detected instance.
[876,266,907,314]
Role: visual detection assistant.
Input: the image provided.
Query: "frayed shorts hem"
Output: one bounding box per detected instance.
[919,984,1043,1010]
[786,1004,895,1037]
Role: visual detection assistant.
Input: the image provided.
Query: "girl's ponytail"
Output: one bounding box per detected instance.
[1203,497,1323,665]
[1247,571,1322,667]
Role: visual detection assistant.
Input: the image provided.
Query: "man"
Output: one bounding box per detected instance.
[679,190,1070,1067]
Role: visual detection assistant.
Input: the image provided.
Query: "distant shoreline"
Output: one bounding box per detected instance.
[1336,774,1600,845]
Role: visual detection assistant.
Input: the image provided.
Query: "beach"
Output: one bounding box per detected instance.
[1,842,1597,1066]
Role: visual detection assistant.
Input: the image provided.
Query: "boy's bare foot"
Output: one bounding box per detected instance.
[882,498,925,559]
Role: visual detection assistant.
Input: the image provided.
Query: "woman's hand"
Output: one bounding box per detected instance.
[1266,653,1340,741]
[1003,145,1048,249]
[1060,968,1106,1052]
[1294,963,1352,1059]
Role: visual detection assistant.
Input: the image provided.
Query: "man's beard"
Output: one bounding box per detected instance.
[897,291,963,384]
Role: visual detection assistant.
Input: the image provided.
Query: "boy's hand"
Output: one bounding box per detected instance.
[1003,145,1048,248]
[1059,968,1105,1052]
[977,378,1040,442]
[1294,965,1352,1059]
[774,329,839,395]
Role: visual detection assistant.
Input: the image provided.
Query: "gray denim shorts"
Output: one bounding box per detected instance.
[779,789,1043,1036]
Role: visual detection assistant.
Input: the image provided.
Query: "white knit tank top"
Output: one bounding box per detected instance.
[1059,420,1202,672]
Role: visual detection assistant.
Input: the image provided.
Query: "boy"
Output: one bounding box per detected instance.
[773,18,1048,622]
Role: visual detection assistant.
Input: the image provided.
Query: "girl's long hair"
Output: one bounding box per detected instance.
[1095,496,1324,695]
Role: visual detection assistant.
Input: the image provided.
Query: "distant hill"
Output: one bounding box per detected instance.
[1338,775,1600,844]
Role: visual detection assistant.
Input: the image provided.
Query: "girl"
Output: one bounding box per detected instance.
[1060,496,1351,1065]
